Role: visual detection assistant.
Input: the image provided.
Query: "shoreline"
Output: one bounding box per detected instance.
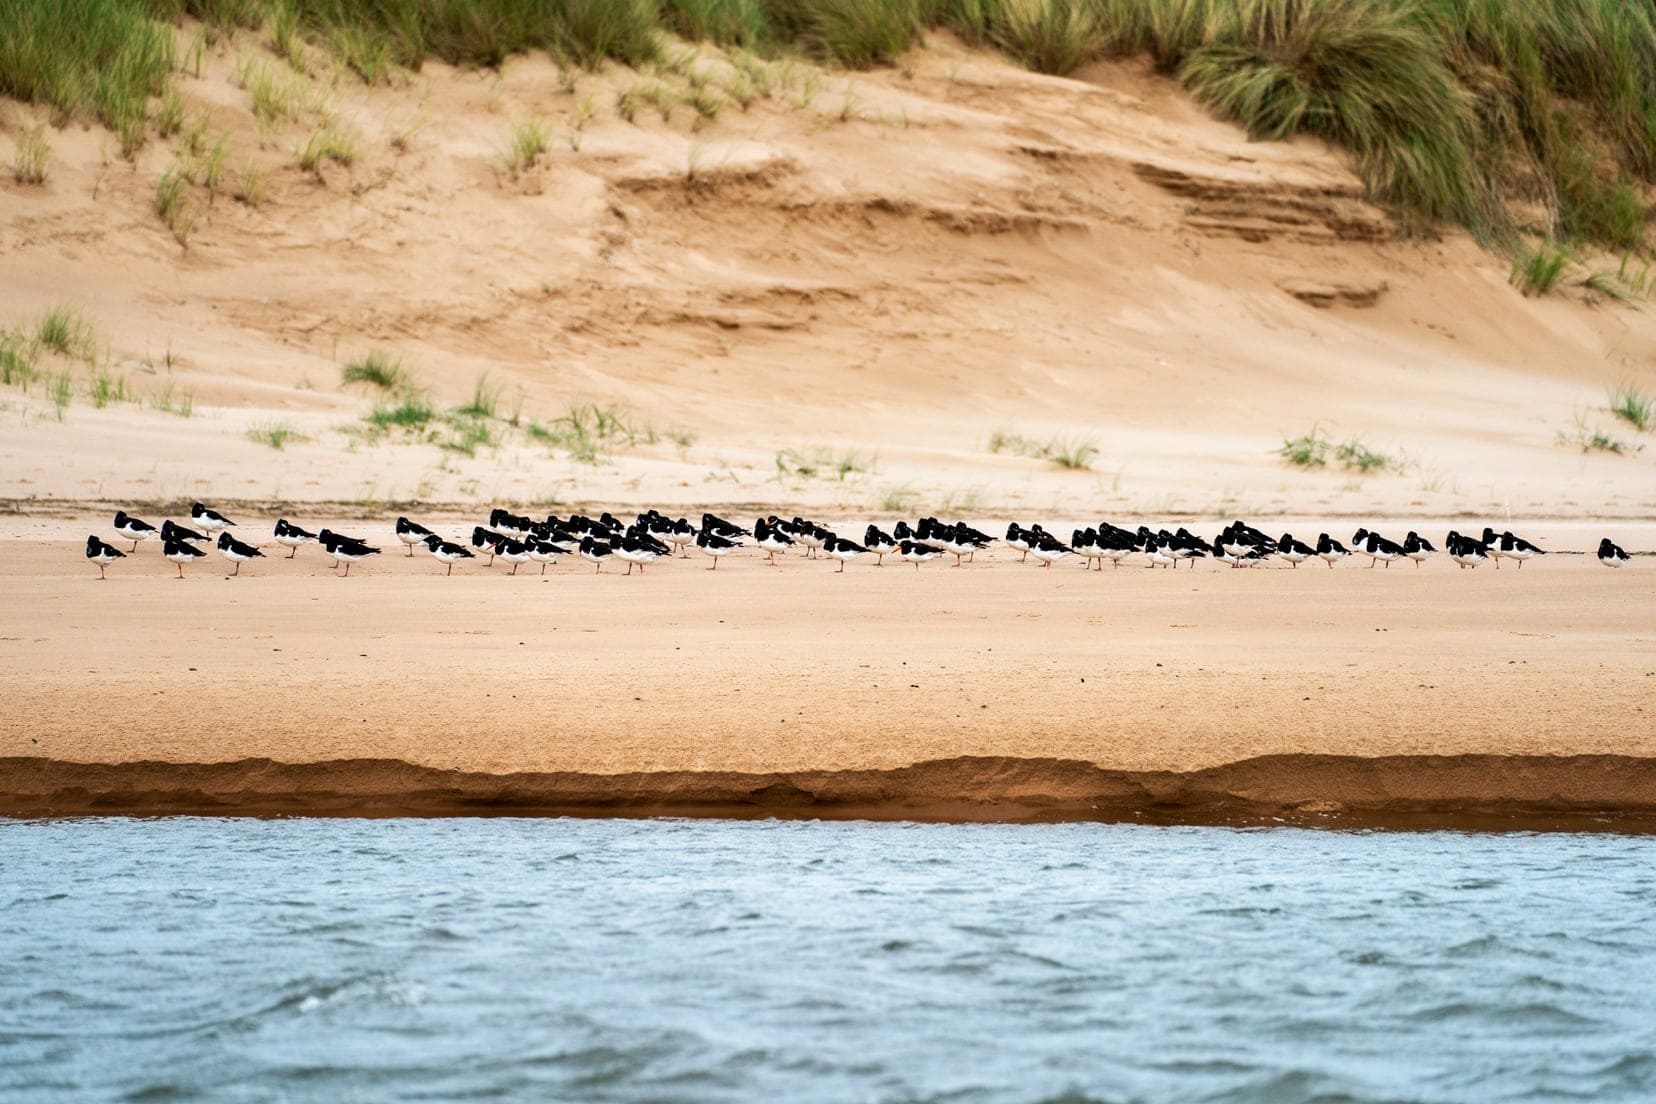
[7,754,1656,832]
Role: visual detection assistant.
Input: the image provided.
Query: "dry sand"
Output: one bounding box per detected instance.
[4,517,1653,825]
[2,28,1654,823]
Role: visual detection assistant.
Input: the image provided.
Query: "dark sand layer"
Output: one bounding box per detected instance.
[7,755,1656,831]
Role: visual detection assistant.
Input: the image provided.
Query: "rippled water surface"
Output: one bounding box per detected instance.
[2,819,1654,1103]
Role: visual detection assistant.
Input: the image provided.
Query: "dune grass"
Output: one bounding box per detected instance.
[365,395,434,429]
[501,117,553,173]
[12,126,50,185]
[88,364,130,408]
[0,333,38,389]
[1280,426,1400,471]
[1608,381,1653,432]
[35,305,96,361]
[4,0,1654,246]
[246,419,309,448]
[341,351,409,391]
[1512,240,1572,296]
[296,123,356,176]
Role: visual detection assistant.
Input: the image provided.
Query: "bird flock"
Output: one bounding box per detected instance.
[82,505,1635,579]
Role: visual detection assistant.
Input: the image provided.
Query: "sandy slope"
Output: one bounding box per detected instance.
[0,32,1652,522]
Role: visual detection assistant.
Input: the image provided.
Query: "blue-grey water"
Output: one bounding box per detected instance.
[2,818,1654,1104]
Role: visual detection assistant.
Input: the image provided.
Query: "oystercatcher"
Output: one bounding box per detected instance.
[666,517,697,557]
[1489,529,1545,568]
[1277,533,1315,568]
[318,529,380,575]
[825,534,868,573]
[897,539,942,571]
[1005,523,1035,562]
[615,533,660,575]
[695,528,740,570]
[1315,533,1349,568]
[112,510,158,551]
[1445,531,1489,569]
[528,539,570,575]
[191,503,235,534]
[1353,528,1403,568]
[496,538,532,575]
[579,536,614,573]
[754,517,795,565]
[161,519,208,546]
[1402,531,1436,567]
[1598,538,1629,568]
[1029,533,1072,569]
[864,525,897,566]
[424,533,475,575]
[395,516,435,556]
[85,535,124,579]
[216,531,264,576]
[162,537,206,578]
[470,526,507,565]
[273,518,317,558]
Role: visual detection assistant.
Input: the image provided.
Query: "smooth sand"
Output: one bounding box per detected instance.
[4,517,1653,824]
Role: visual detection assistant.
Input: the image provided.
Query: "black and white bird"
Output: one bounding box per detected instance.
[825,534,867,573]
[1005,523,1036,563]
[470,527,507,565]
[1445,530,1489,569]
[493,538,530,575]
[1352,528,1403,568]
[897,540,942,571]
[614,534,660,575]
[424,533,475,576]
[395,516,435,556]
[1315,533,1349,568]
[1277,533,1315,568]
[1597,538,1629,568]
[273,518,317,558]
[161,519,209,546]
[579,536,614,573]
[112,510,158,552]
[318,529,380,575]
[695,528,740,570]
[754,517,795,565]
[1402,531,1436,567]
[702,513,747,542]
[85,535,124,579]
[1484,528,1545,568]
[791,517,828,559]
[1029,533,1072,569]
[162,537,206,578]
[191,502,235,535]
[1143,534,1177,569]
[489,508,533,539]
[1072,528,1107,571]
[528,539,570,575]
[665,517,697,557]
[864,525,897,566]
[216,531,264,576]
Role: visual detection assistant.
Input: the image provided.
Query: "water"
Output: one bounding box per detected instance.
[2,819,1653,1104]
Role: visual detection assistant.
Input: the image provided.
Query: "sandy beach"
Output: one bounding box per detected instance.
[5,515,1652,825]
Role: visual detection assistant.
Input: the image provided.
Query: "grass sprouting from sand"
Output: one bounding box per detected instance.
[341,351,409,391]
[1557,412,1641,455]
[774,446,872,481]
[247,420,310,448]
[34,306,96,361]
[365,396,435,429]
[988,428,1098,471]
[501,118,553,173]
[12,125,50,185]
[1279,427,1401,472]
[1608,381,1653,432]
[1512,241,1571,296]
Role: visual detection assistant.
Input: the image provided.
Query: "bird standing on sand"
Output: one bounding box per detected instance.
[273,518,317,558]
[1402,531,1436,567]
[395,516,435,556]
[318,529,380,575]
[825,534,868,573]
[191,503,235,535]
[216,531,264,576]
[162,538,206,578]
[162,519,209,547]
[424,534,475,576]
[864,525,897,566]
[579,536,614,573]
[695,528,740,570]
[614,534,660,576]
[1598,538,1629,568]
[1029,533,1073,569]
[1315,533,1349,568]
[1485,528,1545,568]
[528,539,569,575]
[496,538,532,576]
[113,510,158,552]
[754,518,795,565]
[898,540,941,572]
[85,536,124,579]
[1277,534,1315,568]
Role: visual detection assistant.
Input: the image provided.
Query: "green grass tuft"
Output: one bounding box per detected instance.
[1512,241,1570,296]
[247,419,310,448]
[0,333,39,389]
[365,396,434,429]
[149,380,194,417]
[341,351,408,391]
[454,372,502,419]
[35,305,95,360]
[88,364,129,407]
[501,117,552,173]
[297,123,357,177]
[1608,381,1654,432]
[1278,428,1329,467]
